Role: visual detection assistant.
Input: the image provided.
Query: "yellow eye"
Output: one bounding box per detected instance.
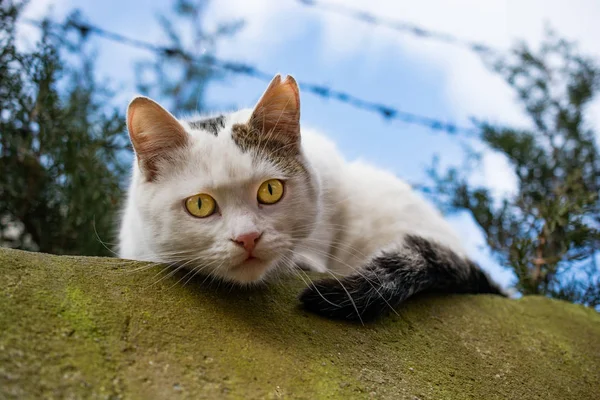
[184,193,216,218]
[257,179,284,204]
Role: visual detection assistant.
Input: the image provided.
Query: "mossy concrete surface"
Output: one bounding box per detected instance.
[1,248,599,399]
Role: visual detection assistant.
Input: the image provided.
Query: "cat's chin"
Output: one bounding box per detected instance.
[224,257,272,284]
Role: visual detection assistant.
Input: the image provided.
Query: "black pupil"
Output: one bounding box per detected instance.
[197,198,202,209]
[268,183,273,195]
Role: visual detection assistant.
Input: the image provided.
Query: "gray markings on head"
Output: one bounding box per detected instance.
[189,116,226,136]
[231,123,306,176]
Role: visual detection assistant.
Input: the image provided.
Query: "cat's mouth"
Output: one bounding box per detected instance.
[229,250,263,268]
[228,256,270,283]
[237,254,261,266]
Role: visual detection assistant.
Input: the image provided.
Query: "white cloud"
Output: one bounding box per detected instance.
[203,0,310,60]
[316,0,600,126]
[16,0,71,49]
[473,147,519,200]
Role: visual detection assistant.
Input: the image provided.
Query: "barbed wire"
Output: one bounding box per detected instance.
[296,0,499,55]
[22,17,478,136]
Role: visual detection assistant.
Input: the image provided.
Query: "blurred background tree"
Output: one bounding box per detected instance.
[0,0,237,255]
[431,32,600,308]
[0,1,127,255]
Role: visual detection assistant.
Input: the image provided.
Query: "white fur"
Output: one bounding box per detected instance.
[119,108,466,284]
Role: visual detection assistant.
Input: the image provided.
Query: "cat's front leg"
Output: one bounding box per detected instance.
[299,235,505,322]
[292,249,329,273]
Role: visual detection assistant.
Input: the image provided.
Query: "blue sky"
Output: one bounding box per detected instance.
[19,0,600,289]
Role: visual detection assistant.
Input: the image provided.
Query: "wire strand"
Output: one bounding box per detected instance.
[296,0,499,55]
[21,16,478,136]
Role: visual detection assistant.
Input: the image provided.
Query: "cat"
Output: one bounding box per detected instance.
[118,74,505,322]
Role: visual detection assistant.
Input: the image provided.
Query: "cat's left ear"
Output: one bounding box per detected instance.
[248,74,301,144]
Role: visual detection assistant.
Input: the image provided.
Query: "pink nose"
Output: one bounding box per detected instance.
[232,231,262,253]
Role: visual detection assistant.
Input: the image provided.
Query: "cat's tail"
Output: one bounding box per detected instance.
[299,234,506,322]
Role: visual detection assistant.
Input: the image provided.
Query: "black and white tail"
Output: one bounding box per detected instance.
[299,235,506,322]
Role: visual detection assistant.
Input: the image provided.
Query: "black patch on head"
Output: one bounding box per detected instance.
[189,116,226,136]
[299,235,505,322]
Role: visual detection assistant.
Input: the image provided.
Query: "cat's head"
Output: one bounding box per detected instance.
[125,75,319,284]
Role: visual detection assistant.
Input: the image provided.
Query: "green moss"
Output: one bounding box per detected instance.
[59,286,98,337]
[1,247,599,399]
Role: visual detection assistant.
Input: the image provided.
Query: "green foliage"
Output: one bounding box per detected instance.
[431,31,600,308]
[0,1,128,256]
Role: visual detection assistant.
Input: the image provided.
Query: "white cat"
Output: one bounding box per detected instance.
[119,74,503,322]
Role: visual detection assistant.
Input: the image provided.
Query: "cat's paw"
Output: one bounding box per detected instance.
[298,275,391,322]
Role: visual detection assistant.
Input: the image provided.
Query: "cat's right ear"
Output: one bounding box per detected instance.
[127,96,189,181]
